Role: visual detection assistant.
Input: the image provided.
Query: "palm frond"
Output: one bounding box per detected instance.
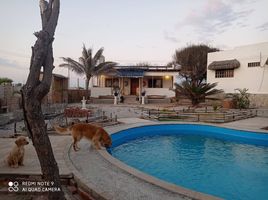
[92,47,104,66]
[82,44,89,59]
[92,62,117,75]
[79,57,87,69]
[59,45,116,91]
[59,57,85,75]
[86,49,92,68]
[175,81,223,106]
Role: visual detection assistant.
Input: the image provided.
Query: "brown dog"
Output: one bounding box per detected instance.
[6,136,29,168]
[54,123,112,151]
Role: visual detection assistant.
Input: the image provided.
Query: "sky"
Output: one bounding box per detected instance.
[0,0,268,88]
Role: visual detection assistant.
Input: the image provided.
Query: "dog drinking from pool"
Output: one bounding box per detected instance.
[54,123,112,151]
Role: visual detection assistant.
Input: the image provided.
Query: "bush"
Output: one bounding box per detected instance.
[233,88,250,109]
[174,81,223,107]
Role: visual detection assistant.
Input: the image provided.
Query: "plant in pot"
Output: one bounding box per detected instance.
[114,91,119,97]
[113,86,120,96]
[141,91,146,96]
[141,90,146,104]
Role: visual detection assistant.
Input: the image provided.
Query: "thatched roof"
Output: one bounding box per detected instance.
[208,59,240,70]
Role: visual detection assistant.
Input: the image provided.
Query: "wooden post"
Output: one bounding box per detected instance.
[138,77,141,102]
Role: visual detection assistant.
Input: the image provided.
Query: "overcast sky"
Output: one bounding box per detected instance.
[0,0,268,87]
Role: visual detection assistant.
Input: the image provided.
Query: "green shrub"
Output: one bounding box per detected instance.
[233,88,250,109]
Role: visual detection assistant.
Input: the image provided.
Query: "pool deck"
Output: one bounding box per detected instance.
[0,116,267,199]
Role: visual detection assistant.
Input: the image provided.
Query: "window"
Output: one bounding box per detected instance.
[148,77,163,88]
[215,69,234,78]
[248,62,260,67]
[105,78,119,87]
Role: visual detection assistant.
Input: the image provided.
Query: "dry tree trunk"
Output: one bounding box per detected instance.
[21,0,65,199]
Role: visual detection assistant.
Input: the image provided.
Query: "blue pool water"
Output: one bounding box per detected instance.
[108,124,268,200]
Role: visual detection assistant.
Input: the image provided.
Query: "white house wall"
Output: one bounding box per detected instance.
[90,71,178,98]
[207,42,268,94]
[144,71,178,89]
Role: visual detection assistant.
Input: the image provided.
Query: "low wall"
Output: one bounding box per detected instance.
[249,94,268,108]
[91,87,112,98]
[204,93,268,108]
[145,88,175,97]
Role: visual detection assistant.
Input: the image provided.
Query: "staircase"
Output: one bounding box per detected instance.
[123,95,139,104]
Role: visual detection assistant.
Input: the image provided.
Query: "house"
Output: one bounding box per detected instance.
[41,73,69,104]
[207,42,268,107]
[90,65,180,102]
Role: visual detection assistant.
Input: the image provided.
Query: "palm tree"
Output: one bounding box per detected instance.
[174,81,223,107]
[59,44,117,92]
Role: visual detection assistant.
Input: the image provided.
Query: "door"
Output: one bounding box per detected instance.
[130,78,139,95]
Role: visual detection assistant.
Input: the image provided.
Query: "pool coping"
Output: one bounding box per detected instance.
[99,149,221,200]
[99,121,268,200]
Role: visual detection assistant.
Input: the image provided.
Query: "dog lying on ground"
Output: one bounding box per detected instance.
[54,123,112,151]
[6,136,29,168]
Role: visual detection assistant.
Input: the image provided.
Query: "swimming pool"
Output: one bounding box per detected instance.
[108,124,268,200]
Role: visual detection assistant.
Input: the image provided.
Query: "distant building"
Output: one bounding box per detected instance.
[41,73,69,104]
[207,42,268,107]
[90,65,180,101]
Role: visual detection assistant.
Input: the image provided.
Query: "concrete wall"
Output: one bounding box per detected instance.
[145,88,175,97]
[207,42,268,94]
[0,84,22,112]
[91,87,113,97]
[249,93,268,108]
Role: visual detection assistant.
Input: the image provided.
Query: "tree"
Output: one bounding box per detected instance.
[172,44,221,106]
[174,81,223,107]
[0,77,13,85]
[21,1,64,199]
[136,62,151,67]
[173,44,219,86]
[59,45,116,92]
